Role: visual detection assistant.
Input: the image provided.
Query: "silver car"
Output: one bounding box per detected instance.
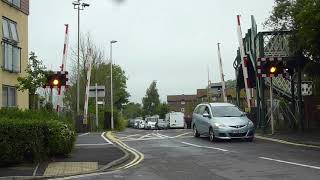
[192,103,255,142]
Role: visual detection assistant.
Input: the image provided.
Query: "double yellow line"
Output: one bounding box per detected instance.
[106,132,144,170]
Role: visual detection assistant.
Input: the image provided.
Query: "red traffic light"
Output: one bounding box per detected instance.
[269,66,277,74]
[44,71,69,88]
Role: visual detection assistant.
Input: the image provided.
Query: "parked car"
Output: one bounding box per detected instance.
[192,103,255,142]
[133,119,140,129]
[128,119,136,127]
[157,119,169,130]
[145,116,158,130]
[138,120,145,129]
[166,112,185,129]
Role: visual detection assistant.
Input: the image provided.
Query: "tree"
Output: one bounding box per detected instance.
[123,102,142,119]
[17,52,48,109]
[64,34,130,114]
[142,81,160,116]
[225,79,236,89]
[266,0,320,62]
[156,102,169,119]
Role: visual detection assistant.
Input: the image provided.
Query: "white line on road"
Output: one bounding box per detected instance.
[172,132,191,138]
[77,132,90,137]
[122,137,165,142]
[154,133,169,139]
[259,157,320,170]
[32,163,39,176]
[75,143,111,146]
[138,133,153,139]
[181,142,229,152]
[101,132,113,144]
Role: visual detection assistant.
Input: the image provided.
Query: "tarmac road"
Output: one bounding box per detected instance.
[66,128,320,180]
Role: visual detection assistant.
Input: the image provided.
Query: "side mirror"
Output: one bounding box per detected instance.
[203,112,211,118]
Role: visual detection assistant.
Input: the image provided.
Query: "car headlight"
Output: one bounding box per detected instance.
[248,121,254,126]
[214,123,226,128]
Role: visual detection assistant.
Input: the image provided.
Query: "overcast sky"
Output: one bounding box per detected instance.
[29,0,275,103]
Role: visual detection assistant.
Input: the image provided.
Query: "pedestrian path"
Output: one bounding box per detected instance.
[39,132,122,177]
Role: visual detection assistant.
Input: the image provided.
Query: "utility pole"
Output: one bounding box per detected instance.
[72,0,90,117]
[110,40,117,130]
[217,43,227,102]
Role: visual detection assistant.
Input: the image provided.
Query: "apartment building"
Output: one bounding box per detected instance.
[0,0,29,108]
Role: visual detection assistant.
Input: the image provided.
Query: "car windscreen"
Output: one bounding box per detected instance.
[211,106,244,117]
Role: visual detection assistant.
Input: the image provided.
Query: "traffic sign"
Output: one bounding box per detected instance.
[89,86,105,98]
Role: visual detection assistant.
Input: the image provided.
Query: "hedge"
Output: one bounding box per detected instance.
[0,108,75,166]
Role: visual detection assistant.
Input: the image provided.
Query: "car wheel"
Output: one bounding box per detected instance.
[246,137,254,142]
[193,125,200,138]
[209,128,215,142]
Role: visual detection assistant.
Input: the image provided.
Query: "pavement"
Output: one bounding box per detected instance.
[0,132,126,179]
[256,131,320,147]
[65,128,320,180]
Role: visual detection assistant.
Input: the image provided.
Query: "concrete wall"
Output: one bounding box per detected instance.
[0,1,29,109]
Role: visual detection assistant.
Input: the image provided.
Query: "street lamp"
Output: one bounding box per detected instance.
[72,0,90,117]
[110,40,117,130]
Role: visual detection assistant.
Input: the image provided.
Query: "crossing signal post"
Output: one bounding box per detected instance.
[44,71,69,112]
[257,57,287,134]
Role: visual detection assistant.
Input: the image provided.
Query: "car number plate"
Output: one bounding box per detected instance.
[233,130,245,133]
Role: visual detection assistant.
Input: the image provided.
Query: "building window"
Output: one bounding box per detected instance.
[2,42,21,72]
[2,17,21,73]
[4,0,21,8]
[2,17,19,42]
[2,85,16,107]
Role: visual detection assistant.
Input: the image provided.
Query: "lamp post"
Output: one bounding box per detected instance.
[72,0,90,117]
[110,40,117,129]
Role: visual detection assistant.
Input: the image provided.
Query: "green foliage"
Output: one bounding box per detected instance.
[225,79,236,88]
[0,108,75,165]
[266,0,320,61]
[156,102,170,119]
[123,102,142,119]
[142,81,160,116]
[17,52,48,110]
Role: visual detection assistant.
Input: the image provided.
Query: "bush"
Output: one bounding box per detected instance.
[47,121,75,156]
[0,108,76,165]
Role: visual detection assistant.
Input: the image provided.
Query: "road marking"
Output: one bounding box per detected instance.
[181,142,229,152]
[172,132,191,138]
[138,133,153,139]
[101,132,113,144]
[256,135,320,149]
[154,133,168,139]
[78,132,90,137]
[32,163,39,176]
[119,134,141,140]
[122,137,167,142]
[105,132,144,170]
[156,133,171,138]
[259,157,320,170]
[75,143,111,146]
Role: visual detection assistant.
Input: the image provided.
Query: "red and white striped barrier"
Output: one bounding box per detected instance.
[83,49,93,125]
[57,24,69,113]
[236,15,254,110]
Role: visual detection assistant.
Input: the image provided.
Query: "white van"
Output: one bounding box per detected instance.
[165,112,185,129]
